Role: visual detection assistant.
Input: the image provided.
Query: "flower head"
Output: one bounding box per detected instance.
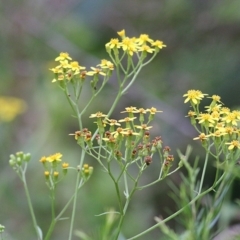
[183,90,207,105]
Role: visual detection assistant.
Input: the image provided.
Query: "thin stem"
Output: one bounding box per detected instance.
[22,166,41,240]
[68,151,86,240]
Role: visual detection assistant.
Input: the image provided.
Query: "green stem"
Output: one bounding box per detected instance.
[68,150,86,240]
[22,167,41,240]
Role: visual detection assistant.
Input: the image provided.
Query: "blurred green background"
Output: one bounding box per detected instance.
[1,0,240,239]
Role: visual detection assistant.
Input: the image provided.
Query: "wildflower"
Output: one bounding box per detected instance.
[89,112,107,118]
[222,112,239,126]
[137,34,154,45]
[46,153,62,163]
[40,156,47,163]
[117,29,125,38]
[97,59,114,71]
[144,156,152,166]
[208,95,223,103]
[186,110,196,118]
[121,106,138,114]
[151,40,167,49]
[69,61,86,72]
[53,171,59,180]
[121,129,140,137]
[146,107,162,115]
[118,117,136,123]
[135,124,153,130]
[55,52,72,61]
[57,60,71,69]
[0,96,27,122]
[62,162,69,169]
[107,119,121,126]
[196,113,215,126]
[105,38,121,49]
[193,133,208,141]
[86,67,106,76]
[220,107,230,115]
[121,37,138,56]
[183,90,207,105]
[138,45,155,53]
[44,171,50,179]
[226,140,240,150]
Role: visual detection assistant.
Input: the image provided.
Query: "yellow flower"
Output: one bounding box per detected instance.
[86,67,106,76]
[46,153,62,163]
[121,106,138,113]
[136,34,154,45]
[208,95,223,103]
[55,52,72,61]
[183,90,207,105]
[0,96,27,122]
[151,40,167,49]
[135,124,153,130]
[222,112,239,126]
[105,38,121,49]
[118,117,136,123]
[107,119,121,126]
[186,110,196,117]
[138,45,155,53]
[197,113,215,126]
[69,61,86,72]
[62,162,69,169]
[193,133,208,141]
[97,59,114,70]
[89,112,107,118]
[121,129,140,137]
[117,29,125,38]
[39,156,47,163]
[121,37,138,56]
[146,107,162,115]
[226,140,240,150]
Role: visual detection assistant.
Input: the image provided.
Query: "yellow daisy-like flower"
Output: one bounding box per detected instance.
[186,110,196,118]
[55,52,72,61]
[105,38,121,50]
[117,29,125,38]
[183,90,207,105]
[136,34,154,45]
[62,162,69,169]
[197,113,215,125]
[146,107,162,115]
[107,119,121,126]
[46,153,62,163]
[135,124,153,130]
[118,117,136,123]
[121,129,140,137]
[89,112,107,118]
[70,61,86,72]
[97,59,114,71]
[86,67,106,76]
[138,45,155,53]
[222,112,239,126]
[0,96,27,122]
[39,156,47,163]
[226,140,240,150]
[151,40,167,49]
[193,133,208,141]
[121,106,138,113]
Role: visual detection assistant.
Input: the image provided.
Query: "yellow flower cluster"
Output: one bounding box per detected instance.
[40,153,69,182]
[49,52,114,83]
[184,90,240,151]
[105,29,166,56]
[0,96,26,122]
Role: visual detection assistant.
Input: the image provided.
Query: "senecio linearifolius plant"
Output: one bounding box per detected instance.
[5,30,240,240]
